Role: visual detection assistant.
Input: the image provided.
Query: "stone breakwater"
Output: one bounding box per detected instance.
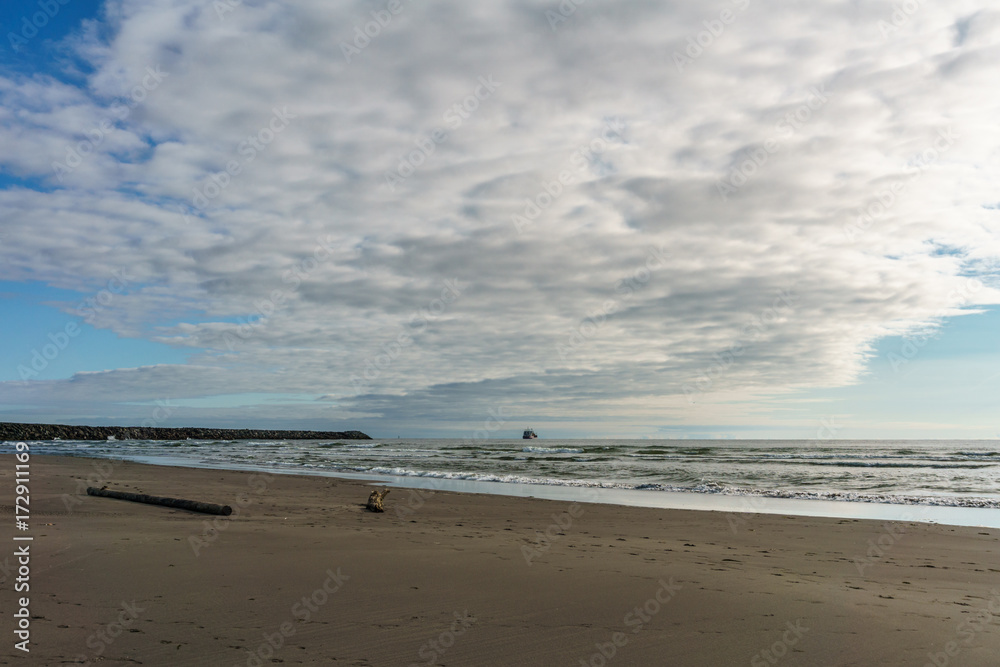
[0,422,371,442]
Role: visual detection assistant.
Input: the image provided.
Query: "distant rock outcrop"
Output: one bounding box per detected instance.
[0,422,371,442]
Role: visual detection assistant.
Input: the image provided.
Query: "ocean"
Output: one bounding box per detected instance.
[13,438,1000,521]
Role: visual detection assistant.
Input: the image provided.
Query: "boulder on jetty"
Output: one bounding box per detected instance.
[0,422,371,442]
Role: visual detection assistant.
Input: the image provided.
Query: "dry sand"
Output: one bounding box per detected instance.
[3,455,999,666]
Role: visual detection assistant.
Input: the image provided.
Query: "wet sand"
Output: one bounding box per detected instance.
[3,455,999,666]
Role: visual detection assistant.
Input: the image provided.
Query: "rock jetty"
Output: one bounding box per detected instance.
[0,422,371,442]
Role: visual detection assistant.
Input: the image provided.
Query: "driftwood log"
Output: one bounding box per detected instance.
[86,487,233,516]
[366,489,390,512]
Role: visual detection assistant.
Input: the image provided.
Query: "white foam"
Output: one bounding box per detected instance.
[356,466,1000,509]
[522,446,584,454]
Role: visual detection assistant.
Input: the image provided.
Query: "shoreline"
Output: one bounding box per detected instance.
[36,451,1000,529]
[6,455,1000,665]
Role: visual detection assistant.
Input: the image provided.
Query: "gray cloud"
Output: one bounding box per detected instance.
[1,0,998,434]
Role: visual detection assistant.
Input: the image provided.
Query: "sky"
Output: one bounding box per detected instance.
[0,0,998,440]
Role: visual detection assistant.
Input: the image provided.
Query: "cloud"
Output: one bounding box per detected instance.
[1,0,998,432]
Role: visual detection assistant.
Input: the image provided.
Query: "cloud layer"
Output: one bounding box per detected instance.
[1,0,999,434]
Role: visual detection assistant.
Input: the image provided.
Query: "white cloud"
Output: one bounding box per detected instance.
[1,0,999,433]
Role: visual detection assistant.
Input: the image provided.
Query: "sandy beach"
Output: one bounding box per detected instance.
[3,456,999,666]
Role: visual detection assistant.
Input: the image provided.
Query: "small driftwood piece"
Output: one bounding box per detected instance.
[86,487,232,516]
[366,489,390,512]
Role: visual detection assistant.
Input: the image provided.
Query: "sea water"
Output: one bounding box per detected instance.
[10,438,1000,526]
